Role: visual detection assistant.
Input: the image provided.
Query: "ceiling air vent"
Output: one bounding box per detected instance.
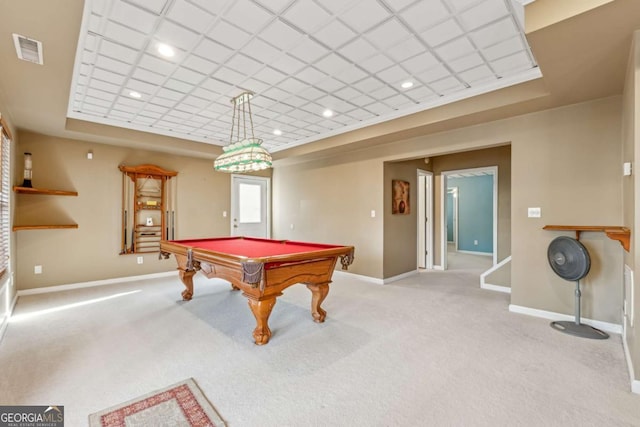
[12,33,43,65]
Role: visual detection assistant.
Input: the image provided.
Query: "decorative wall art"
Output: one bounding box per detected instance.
[392,180,410,215]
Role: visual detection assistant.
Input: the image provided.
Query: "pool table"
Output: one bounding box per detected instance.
[159,236,355,345]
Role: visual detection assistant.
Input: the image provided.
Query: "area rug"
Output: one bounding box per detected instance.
[88,378,226,427]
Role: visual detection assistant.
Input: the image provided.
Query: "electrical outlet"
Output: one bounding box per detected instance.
[34,265,42,274]
[371,210,376,218]
[474,240,478,246]
[528,207,541,218]
[137,256,143,264]
[290,223,295,230]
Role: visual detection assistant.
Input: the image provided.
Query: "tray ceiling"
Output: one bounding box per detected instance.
[67,0,540,152]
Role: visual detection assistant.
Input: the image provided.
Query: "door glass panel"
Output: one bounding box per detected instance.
[239,183,261,223]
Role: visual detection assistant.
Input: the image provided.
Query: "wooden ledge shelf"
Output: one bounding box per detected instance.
[13,224,78,231]
[543,225,630,252]
[13,186,78,196]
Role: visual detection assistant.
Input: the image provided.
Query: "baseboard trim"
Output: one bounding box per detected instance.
[382,270,419,284]
[433,265,444,271]
[332,270,384,285]
[457,249,492,257]
[508,304,622,335]
[622,321,640,394]
[0,292,18,342]
[481,283,511,294]
[17,271,177,297]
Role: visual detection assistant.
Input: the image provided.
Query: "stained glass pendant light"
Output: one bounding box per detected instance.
[214,91,272,172]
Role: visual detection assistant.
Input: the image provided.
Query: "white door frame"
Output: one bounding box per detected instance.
[417,169,433,269]
[441,166,498,270]
[230,174,271,238]
[447,187,459,251]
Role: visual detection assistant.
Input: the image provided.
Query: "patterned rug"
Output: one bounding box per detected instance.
[88,378,226,427]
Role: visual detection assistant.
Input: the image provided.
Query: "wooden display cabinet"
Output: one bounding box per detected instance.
[119,164,177,254]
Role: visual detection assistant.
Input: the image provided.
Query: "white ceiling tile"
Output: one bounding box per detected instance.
[283,0,332,33]
[401,0,450,32]
[239,78,271,94]
[448,52,484,72]
[188,0,229,15]
[98,39,138,64]
[365,101,390,115]
[384,93,412,108]
[376,65,407,84]
[278,78,307,94]
[243,38,283,64]
[366,18,410,50]
[201,77,234,95]
[138,54,175,76]
[86,88,116,102]
[156,87,184,100]
[448,0,480,12]
[288,37,330,63]
[406,85,434,99]
[459,0,509,30]
[225,53,265,76]
[126,0,170,14]
[225,0,274,31]
[334,86,362,100]
[350,93,375,107]
[459,64,495,84]
[421,19,464,47]
[164,78,193,93]
[132,68,165,85]
[353,76,385,92]
[173,67,206,85]
[104,22,147,49]
[417,63,451,83]
[167,0,214,33]
[92,69,127,85]
[110,1,158,34]
[89,0,110,16]
[430,76,463,93]
[320,0,360,14]
[490,51,532,75]
[281,95,309,108]
[313,20,358,49]
[400,51,439,74]
[298,86,326,100]
[386,36,425,62]
[183,96,211,109]
[208,20,252,50]
[369,85,396,99]
[470,17,518,48]
[347,108,375,120]
[254,66,287,84]
[381,0,414,12]
[262,86,291,102]
[212,66,247,84]
[359,54,395,74]
[193,38,234,62]
[155,19,200,51]
[314,53,351,75]
[182,55,219,76]
[339,38,377,63]
[253,0,293,14]
[270,54,306,74]
[340,0,391,33]
[296,67,327,85]
[314,77,346,92]
[482,36,525,61]
[90,79,120,94]
[95,55,132,75]
[436,37,475,61]
[334,66,368,84]
[259,20,304,51]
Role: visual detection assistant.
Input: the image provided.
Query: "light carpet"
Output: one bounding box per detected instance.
[88,378,225,426]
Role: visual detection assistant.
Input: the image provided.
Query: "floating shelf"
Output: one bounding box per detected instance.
[543,225,630,252]
[13,224,78,231]
[13,186,78,196]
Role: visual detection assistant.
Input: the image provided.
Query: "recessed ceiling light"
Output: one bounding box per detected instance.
[157,43,175,58]
[129,91,142,99]
[322,109,333,118]
[401,81,414,89]
[273,129,282,136]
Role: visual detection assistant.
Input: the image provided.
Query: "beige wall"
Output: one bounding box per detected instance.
[274,96,623,327]
[273,157,384,279]
[623,31,640,386]
[14,131,233,290]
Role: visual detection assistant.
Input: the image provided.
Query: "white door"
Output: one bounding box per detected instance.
[417,170,433,269]
[231,175,270,238]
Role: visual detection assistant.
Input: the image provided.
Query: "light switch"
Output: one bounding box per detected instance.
[528,207,541,218]
[624,162,632,176]
[370,210,376,218]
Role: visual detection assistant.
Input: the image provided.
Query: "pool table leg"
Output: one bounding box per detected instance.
[306,282,329,323]
[247,297,277,345]
[178,268,196,300]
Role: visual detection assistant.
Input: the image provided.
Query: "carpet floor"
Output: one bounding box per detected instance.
[0,266,638,426]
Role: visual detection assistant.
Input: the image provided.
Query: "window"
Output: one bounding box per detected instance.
[0,118,11,279]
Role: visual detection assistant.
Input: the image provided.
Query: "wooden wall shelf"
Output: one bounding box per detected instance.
[13,224,78,231]
[543,225,630,252]
[13,186,78,196]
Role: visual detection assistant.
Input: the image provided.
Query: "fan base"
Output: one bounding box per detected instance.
[550,321,609,339]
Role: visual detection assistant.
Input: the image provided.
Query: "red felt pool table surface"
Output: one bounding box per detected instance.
[169,236,347,259]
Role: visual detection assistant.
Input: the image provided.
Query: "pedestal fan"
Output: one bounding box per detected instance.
[547,236,609,339]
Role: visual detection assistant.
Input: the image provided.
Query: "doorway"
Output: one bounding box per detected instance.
[230,174,270,238]
[441,167,497,270]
